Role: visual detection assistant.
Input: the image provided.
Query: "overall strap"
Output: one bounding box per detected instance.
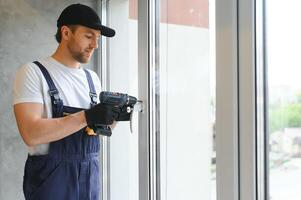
[84,69,97,106]
[33,61,63,118]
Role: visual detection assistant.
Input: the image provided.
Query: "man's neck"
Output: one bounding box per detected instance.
[51,45,81,69]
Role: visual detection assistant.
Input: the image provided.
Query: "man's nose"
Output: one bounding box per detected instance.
[90,38,98,49]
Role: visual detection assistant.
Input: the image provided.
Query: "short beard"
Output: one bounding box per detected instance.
[71,52,89,63]
[67,44,89,63]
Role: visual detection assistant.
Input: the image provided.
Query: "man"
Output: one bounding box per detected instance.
[13,4,118,200]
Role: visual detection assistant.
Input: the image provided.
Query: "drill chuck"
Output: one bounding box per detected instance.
[127,96,138,105]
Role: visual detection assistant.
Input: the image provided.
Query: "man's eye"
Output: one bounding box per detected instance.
[85,35,92,39]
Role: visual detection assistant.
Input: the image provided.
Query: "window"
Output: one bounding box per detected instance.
[158,0,216,199]
[104,0,139,199]
[266,0,301,199]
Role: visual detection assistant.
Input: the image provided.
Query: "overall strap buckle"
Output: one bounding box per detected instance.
[49,89,61,105]
[89,92,97,106]
[84,69,98,107]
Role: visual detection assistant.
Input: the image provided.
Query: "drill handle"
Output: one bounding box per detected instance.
[85,124,112,137]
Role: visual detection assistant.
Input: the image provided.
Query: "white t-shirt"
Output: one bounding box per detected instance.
[13,57,102,155]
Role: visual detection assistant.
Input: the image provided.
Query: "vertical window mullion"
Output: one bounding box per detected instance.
[149,0,161,199]
[96,1,109,200]
[216,0,240,199]
[255,0,268,199]
[138,0,151,199]
[238,0,257,199]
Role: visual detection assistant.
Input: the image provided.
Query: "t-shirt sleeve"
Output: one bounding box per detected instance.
[13,63,44,105]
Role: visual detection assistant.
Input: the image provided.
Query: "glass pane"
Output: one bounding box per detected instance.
[107,0,138,200]
[266,1,301,199]
[158,0,216,199]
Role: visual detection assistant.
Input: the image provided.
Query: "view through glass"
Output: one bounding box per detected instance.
[158,0,216,199]
[266,0,301,199]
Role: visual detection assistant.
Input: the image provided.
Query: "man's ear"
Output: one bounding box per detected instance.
[61,26,72,41]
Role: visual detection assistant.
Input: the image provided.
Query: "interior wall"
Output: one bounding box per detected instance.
[0,0,97,199]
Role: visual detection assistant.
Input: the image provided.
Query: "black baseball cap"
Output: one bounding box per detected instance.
[57,3,115,37]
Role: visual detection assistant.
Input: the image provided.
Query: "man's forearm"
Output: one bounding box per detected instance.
[22,111,87,146]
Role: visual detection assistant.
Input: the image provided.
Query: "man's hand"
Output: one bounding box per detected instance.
[84,104,120,125]
[116,106,131,121]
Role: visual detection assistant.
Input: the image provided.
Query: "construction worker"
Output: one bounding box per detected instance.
[13,4,119,199]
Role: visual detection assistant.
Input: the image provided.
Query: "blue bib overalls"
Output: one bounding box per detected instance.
[23,61,101,200]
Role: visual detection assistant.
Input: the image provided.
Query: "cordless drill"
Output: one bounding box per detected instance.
[85,91,138,136]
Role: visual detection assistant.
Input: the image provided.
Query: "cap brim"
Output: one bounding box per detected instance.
[88,23,115,37]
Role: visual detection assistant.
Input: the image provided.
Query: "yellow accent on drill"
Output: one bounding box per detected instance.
[85,127,97,136]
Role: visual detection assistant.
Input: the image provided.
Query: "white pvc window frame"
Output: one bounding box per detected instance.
[96,0,151,199]
[96,1,111,200]
[216,0,267,200]
[97,0,267,199]
[215,0,240,198]
[97,0,152,199]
